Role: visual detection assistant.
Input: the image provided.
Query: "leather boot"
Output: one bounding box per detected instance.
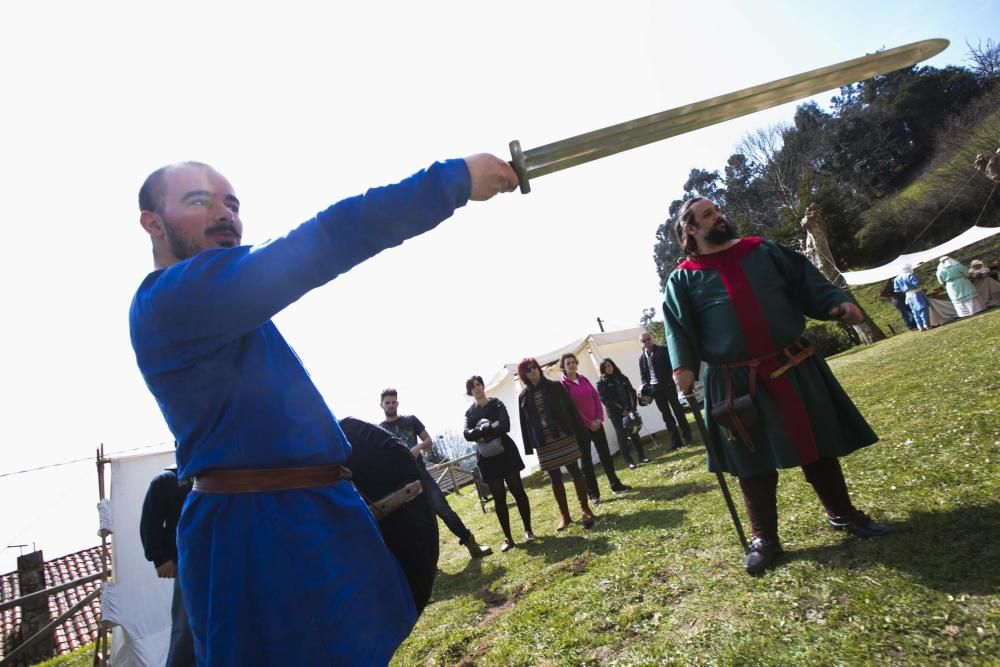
[464,532,493,558]
[551,482,572,531]
[572,477,596,528]
[744,536,782,575]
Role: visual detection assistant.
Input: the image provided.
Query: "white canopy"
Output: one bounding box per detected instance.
[840,225,1000,286]
[99,449,176,667]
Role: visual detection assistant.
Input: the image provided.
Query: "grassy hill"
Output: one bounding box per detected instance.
[394,309,1000,666]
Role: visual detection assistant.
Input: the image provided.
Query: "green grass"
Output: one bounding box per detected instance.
[34,643,96,667]
[394,309,1000,666]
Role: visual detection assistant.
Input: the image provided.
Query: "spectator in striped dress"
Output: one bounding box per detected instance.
[517,358,595,531]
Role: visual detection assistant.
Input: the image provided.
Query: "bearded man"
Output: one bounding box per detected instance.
[663,198,890,575]
[130,156,517,665]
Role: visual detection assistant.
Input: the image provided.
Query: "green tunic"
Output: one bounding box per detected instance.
[936,262,977,303]
[663,238,878,478]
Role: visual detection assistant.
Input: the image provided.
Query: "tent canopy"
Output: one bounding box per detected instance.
[840,225,1000,286]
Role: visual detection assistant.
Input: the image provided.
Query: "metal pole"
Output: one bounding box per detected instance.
[685,394,749,553]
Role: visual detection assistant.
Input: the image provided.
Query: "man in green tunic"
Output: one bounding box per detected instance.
[663,198,890,575]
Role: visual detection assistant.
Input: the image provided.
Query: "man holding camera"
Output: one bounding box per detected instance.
[638,332,692,450]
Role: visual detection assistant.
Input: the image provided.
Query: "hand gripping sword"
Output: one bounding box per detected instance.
[509,39,947,193]
[685,392,749,553]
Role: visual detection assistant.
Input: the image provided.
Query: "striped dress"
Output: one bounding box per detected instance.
[530,390,580,471]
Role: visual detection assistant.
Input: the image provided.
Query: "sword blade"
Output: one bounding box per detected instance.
[509,38,948,193]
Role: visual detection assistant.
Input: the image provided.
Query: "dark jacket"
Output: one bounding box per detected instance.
[139,467,191,567]
[463,397,514,446]
[517,378,582,455]
[596,373,638,414]
[638,344,674,387]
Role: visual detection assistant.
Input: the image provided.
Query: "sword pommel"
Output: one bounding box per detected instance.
[508,139,531,194]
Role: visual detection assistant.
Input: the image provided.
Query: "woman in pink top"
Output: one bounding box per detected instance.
[560,353,632,504]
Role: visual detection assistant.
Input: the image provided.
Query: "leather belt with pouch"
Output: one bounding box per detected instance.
[711,338,816,451]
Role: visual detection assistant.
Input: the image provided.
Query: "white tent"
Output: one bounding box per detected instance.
[840,225,1000,286]
[98,449,176,667]
[485,326,670,473]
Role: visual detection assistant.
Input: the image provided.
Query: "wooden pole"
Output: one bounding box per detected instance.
[94,444,111,666]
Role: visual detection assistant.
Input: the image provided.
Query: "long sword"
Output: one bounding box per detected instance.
[685,393,748,553]
[509,38,947,193]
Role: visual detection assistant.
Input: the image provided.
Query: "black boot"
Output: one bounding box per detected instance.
[743,536,783,575]
[826,510,891,538]
[668,430,682,451]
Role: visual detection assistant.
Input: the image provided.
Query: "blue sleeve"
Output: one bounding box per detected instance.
[133,160,471,360]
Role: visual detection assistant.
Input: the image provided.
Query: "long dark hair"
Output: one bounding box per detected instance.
[599,357,622,377]
[674,197,705,257]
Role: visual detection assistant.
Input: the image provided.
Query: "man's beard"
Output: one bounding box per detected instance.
[162,222,204,262]
[704,216,738,245]
[162,220,240,262]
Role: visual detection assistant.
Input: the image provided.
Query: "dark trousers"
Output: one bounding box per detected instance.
[168,576,195,667]
[653,384,691,441]
[577,426,622,498]
[737,458,855,538]
[418,466,472,544]
[608,410,645,465]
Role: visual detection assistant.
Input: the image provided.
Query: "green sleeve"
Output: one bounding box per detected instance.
[769,241,848,320]
[663,271,702,373]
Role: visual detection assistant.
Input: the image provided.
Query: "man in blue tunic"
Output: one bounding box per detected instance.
[664,198,890,576]
[130,155,517,665]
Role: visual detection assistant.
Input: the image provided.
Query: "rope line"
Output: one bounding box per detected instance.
[0,442,172,479]
[904,170,981,251]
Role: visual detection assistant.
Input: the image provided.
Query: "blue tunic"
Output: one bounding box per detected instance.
[893,272,929,310]
[130,160,471,666]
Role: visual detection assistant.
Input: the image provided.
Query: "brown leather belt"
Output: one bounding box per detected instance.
[193,464,351,494]
[366,480,424,521]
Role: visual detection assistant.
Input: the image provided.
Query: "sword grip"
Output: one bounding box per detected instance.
[508,139,531,194]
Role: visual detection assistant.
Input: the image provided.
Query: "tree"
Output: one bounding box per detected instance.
[638,312,666,345]
[966,38,1000,82]
[430,430,474,462]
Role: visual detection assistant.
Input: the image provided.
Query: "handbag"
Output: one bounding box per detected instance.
[476,437,505,458]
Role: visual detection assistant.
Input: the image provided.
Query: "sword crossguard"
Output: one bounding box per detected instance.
[508,139,531,194]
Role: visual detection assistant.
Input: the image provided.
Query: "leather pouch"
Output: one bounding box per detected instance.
[710,394,758,431]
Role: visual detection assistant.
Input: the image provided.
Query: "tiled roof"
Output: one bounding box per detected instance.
[0,545,109,663]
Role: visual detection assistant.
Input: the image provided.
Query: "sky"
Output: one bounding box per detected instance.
[1,0,997,573]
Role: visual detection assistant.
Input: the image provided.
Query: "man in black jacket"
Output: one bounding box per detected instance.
[638,332,693,449]
[139,465,193,667]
